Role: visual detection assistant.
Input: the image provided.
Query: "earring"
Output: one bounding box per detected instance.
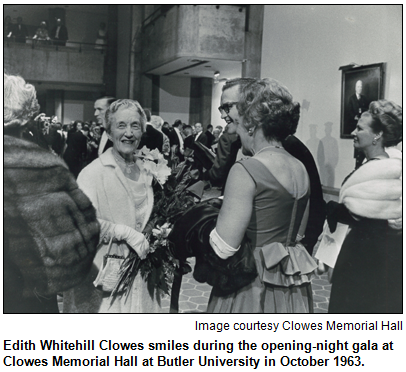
[248,129,254,136]
[372,140,377,145]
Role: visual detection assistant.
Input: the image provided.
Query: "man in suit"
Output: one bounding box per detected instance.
[203,127,241,194]
[63,122,88,178]
[194,123,208,147]
[151,115,170,156]
[348,80,368,131]
[139,109,164,151]
[182,125,195,153]
[169,119,184,162]
[204,124,215,148]
[94,96,116,156]
[51,18,69,46]
[11,17,28,43]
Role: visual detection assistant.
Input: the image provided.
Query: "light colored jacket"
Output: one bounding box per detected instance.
[63,148,164,313]
[77,147,154,235]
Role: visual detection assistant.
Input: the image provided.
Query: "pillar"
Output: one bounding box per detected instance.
[104,5,118,96]
[242,5,264,78]
[189,77,212,127]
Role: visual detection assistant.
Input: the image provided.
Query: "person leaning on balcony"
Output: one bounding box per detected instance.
[4,73,100,313]
[33,21,51,44]
[51,18,69,47]
[4,16,13,40]
[10,17,29,43]
[95,22,107,50]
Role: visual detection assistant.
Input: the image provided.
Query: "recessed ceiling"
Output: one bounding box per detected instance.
[146,57,242,80]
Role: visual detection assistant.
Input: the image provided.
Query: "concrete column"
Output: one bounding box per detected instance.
[116,5,132,98]
[189,77,212,127]
[129,5,144,101]
[104,5,118,96]
[151,75,160,115]
[242,5,264,78]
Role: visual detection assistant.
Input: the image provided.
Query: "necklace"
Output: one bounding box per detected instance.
[113,149,136,174]
[255,144,282,156]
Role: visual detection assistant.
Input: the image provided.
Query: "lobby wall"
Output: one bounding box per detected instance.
[261,5,402,189]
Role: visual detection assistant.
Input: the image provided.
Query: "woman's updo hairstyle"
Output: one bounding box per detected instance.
[4,73,40,128]
[368,100,402,147]
[237,78,300,142]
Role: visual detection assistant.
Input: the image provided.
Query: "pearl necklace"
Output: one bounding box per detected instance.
[255,144,282,156]
[113,149,136,174]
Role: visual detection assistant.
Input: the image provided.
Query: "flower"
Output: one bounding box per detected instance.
[139,149,171,186]
[137,146,164,161]
[152,222,172,239]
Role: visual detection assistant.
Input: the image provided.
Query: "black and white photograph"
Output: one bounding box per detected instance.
[3,4,402,320]
[340,63,384,138]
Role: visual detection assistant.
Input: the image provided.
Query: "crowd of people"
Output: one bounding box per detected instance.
[39,98,228,186]
[4,72,402,314]
[4,16,69,46]
[4,16,107,49]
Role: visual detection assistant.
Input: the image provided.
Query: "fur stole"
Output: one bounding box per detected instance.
[4,135,100,298]
[339,158,402,220]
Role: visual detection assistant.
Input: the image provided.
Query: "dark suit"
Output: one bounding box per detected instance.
[204,132,241,194]
[169,127,184,162]
[139,123,164,151]
[282,135,326,255]
[51,25,68,46]
[205,130,215,148]
[194,131,208,147]
[11,23,28,43]
[98,128,113,155]
[63,131,87,178]
[184,135,195,151]
[347,93,368,133]
[44,128,65,156]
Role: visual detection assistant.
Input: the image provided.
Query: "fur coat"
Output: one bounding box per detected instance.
[4,135,99,313]
[339,158,402,220]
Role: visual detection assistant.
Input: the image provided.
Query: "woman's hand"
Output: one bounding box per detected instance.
[113,224,150,259]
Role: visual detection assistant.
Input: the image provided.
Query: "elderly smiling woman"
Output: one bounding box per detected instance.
[64,99,164,313]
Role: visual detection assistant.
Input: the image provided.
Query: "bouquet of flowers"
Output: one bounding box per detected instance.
[110,146,202,302]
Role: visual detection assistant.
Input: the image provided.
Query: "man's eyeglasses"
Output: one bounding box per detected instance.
[218,102,238,114]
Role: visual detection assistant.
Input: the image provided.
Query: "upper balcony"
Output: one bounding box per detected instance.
[4,38,105,87]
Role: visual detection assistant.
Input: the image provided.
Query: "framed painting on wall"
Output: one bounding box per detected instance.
[340,63,384,138]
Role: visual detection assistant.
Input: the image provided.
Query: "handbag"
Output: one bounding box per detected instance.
[93,237,125,292]
[169,198,258,296]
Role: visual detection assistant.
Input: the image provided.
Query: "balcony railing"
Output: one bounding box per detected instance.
[4,37,106,53]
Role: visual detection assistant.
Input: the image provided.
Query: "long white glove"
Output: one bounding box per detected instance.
[100,219,149,259]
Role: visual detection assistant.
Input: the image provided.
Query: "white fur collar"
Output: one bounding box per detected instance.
[339,158,402,220]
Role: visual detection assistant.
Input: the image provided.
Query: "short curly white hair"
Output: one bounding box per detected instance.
[4,73,40,127]
[105,99,147,134]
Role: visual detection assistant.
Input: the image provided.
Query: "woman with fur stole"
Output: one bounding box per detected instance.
[327,100,402,313]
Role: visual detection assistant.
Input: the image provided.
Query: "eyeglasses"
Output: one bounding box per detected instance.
[218,102,238,114]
